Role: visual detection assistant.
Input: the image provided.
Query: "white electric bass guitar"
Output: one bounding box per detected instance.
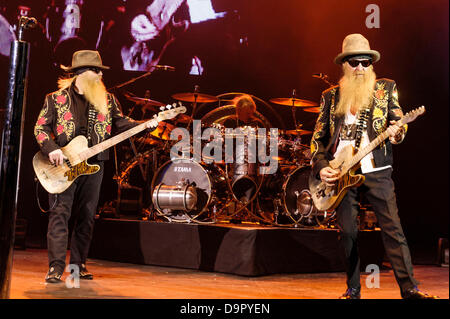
[33,103,186,194]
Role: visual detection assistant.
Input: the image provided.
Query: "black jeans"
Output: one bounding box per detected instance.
[336,168,418,292]
[47,162,104,273]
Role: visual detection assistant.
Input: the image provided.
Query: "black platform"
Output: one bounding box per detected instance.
[88,218,385,276]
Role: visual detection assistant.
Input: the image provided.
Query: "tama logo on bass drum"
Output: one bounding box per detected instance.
[173,166,192,173]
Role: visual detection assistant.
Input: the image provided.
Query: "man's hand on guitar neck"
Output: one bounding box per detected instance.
[320,167,340,186]
[48,149,67,166]
[387,120,405,144]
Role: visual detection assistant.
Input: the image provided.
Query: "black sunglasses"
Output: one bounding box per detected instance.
[347,59,372,68]
[87,67,102,74]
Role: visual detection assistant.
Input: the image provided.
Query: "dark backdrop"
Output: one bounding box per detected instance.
[0,0,448,258]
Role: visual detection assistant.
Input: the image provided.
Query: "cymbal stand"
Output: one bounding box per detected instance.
[291,89,299,130]
[186,85,199,131]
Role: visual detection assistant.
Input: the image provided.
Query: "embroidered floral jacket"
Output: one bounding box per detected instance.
[310,78,407,178]
[34,84,139,161]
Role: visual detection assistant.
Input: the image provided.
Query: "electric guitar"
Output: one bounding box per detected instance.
[309,106,426,212]
[33,103,186,194]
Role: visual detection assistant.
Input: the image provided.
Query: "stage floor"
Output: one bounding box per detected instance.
[9,249,449,299]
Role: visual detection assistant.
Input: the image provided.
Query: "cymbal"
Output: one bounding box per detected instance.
[281,129,312,136]
[302,107,320,113]
[172,92,218,103]
[269,98,318,107]
[126,96,165,107]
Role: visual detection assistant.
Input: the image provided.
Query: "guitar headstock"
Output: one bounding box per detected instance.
[401,106,426,125]
[154,102,187,121]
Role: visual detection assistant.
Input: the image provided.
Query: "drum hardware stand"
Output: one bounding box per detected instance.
[219,164,271,225]
[186,85,200,131]
[290,89,303,133]
[272,198,282,225]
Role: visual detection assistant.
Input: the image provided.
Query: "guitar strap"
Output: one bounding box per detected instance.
[87,105,96,147]
[338,107,370,151]
[354,107,371,151]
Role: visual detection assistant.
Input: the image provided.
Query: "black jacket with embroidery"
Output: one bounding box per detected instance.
[310,78,407,178]
[34,83,139,161]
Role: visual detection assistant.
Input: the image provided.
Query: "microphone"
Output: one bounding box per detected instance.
[312,73,334,87]
[312,73,326,79]
[154,65,175,71]
[19,16,37,29]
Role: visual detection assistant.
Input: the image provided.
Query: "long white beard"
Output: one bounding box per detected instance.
[335,66,376,116]
[77,76,109,115]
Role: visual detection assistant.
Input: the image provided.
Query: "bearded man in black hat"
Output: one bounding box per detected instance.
[34,50,157,283]
[310,34,438,299]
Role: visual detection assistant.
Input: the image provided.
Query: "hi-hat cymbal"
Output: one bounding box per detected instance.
[281,129,313,136]
[172,92,218,103]
[270,98,318,107]
[126,96,165,107]
[302,107,320,113]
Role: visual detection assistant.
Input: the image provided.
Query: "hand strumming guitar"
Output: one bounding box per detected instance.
[320,166,340,187]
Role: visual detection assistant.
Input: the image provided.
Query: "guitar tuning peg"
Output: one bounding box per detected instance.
[173,103,177,108]
[160,106,165,111]
[166,104,172,109]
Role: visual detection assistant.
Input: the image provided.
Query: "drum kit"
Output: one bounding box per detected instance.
[110,87,336,228]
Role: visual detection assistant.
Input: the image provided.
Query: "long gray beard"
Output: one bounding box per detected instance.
[78,77,109,115]
[335,68,376,116]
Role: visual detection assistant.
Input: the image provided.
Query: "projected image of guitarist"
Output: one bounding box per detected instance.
[33,50,160,284]
[309,34,437,299]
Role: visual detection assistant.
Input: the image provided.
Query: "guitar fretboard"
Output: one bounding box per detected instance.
[79,121,150,160]
[349,106,424,168]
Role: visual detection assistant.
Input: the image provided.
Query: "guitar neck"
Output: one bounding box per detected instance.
[79,120,150,160]
[349,117,406,168]
[350,130,389,168]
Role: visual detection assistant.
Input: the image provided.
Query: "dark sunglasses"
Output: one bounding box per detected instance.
[87,67,102,74]
[347,59,372,68]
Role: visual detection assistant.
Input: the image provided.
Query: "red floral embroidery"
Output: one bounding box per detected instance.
[106,125,111,134]
[37,133,47,142]
[57,125,64,134]
[56,95,67,104]
[97,113,106,122]
[63,111,72,121]
[37,117,46,125]
[375,89,385,100]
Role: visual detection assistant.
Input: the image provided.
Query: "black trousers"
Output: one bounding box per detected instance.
[336,167,418,292]
[47,162,104,273]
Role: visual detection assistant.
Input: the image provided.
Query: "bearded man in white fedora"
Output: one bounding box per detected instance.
[310,34,438,299]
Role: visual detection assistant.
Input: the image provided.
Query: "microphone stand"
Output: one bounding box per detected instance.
[291,89,299,130]
[313,73,335,87]
[186,85,199,131]
[108,65,175,91]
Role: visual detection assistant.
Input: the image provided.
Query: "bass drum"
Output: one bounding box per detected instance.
[282,165,319,226]
[258,165,327,226]
[151,158,227,222]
